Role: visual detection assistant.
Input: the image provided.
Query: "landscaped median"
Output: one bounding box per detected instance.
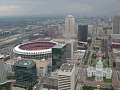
[84,51,90,65]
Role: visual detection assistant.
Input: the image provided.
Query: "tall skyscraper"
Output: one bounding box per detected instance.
[0,55,7,84]
[66,40,77,59]
[113,14,120,34]
[14,60,37,87]
[52,44,66,70]
[64,15,75,39]
[58,63,75,90]
[78,25,88,42]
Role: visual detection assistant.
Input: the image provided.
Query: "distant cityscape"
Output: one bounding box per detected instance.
[0,12,120,90]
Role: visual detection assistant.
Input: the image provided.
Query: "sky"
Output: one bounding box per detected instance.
[0,0,120,17]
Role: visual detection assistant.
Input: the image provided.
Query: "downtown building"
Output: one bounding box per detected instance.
[66,40,77,59]
[0,55,7,85]
[87,58,112,82]
[58,63,75,90]
[113,14,120,34]
[64,15,76,39]
[78,25,88,42]
[14,60,37,87]
[52,44,66,70]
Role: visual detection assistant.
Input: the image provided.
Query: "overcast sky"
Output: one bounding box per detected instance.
[0,0,120,17]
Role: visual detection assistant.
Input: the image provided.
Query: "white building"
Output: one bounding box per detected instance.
[0,55,7,84]
[87,58,112,82]
[66,39,77,59]
[113,14,120,34]
[97,26,103,37]
[88,25,93,37]
[64,15,75,39]
[58,63,75,90]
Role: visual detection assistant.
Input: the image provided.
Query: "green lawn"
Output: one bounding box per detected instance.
[103,63,107,68]
[103,78,112,83]
[82,85,114,90]
[103,60,109,68]
[90,59,96,67]
[82,85,97,90]
[99,88,112,90]
[86,76,95,81]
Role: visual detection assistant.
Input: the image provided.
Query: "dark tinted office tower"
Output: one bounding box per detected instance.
[78,25,88,42]
[14,60,37,87]
[52,44,66,70]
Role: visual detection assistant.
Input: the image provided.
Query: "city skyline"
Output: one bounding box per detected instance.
[0,0,120,17]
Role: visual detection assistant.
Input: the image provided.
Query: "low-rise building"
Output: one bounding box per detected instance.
[87,58,112,82]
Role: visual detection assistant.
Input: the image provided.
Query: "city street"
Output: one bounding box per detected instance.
[34,72,51,90]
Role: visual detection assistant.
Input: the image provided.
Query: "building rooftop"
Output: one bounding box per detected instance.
[52,44,66,49]
[106,68,112,73]
[5,58,52,68]
[4,59,16,65]
[32,58,52,68]
[15,60,35,66]
[88,67,93,71]
[96,71,102,75]
[97,60,103,66]
[59,63,74,72]
[111,34,120,39]
[66,15,74,18]
[0,55,4,59]
[112,48,119,54]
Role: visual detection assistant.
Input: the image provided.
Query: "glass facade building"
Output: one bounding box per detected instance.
[14,60,37,87]
[78,25,88,42]
[52,44,66,70]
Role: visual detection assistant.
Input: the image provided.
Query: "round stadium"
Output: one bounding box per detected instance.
[13,41,58,60]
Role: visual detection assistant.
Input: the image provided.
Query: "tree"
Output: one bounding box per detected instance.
[113,62,116,67]
[88,39,92,45]
[111,85,114,90]
[102,55,107,60]
[27,86,33,90]
[5,82,10,90]
[92,54,97,59]
[0,86,2,90]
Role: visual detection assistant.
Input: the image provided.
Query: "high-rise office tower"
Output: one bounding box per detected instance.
[66,40,77,59]
[64,15,75,39]
[0,55,7,84]
[78,25,88,42]
[52,44,66,70]
[58,63,75,90]
[14,60,37,87]
[113,14,120,34]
